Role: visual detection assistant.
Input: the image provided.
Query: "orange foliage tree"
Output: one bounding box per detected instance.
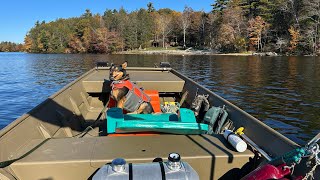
[247,16,269,51]
[288,26,300,52]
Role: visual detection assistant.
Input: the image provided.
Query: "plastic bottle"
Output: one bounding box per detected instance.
[223,129,247,152]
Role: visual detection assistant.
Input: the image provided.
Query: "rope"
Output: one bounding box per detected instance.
[73,95,110,138]
[268,134,319,180]
[303,143,320,180]
[270,147,306,165]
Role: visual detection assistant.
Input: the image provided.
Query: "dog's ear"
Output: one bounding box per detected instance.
[109,63,115,70]
[121,61,128,69]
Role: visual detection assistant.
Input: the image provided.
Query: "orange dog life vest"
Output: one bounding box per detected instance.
[111,80,150,112]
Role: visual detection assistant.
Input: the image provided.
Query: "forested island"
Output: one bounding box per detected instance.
[5,1,320,55]
[0,42,23,52]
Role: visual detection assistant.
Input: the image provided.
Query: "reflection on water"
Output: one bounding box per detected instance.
[0,53,319,144]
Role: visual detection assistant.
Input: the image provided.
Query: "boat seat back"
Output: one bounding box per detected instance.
[83,70,185,93]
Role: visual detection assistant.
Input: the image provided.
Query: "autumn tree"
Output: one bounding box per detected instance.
[157,13,172,48]
[218,24,236,51]
[206,12,220,49]
[288,26,300,52]
[68,35,86,53]
[199,11,209,46]
[24,36,33,52]
[91,27,120,53]
[181,6,192,49]
[215,0,246,52]
[150,11,161,46]
[169,11,181,46]
[299,0,320,54]
[248,16,269,51]
[189,11,203,47]
[0,42,23,52]
[23,2,319,55]
[38,30,50,53]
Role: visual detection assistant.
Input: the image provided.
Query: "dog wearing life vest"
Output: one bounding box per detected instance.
[109,62,154,114]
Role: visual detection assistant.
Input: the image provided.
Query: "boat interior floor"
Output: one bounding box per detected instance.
[10,135,254,180]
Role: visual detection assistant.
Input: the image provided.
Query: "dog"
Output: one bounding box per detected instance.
[109,61,154,114]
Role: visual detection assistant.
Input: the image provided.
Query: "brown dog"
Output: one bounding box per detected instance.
[109,62,154,114]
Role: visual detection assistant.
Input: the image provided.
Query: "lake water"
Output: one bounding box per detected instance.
[0,52,319,145]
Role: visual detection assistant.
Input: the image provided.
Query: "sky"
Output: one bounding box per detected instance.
[0,0,213,43]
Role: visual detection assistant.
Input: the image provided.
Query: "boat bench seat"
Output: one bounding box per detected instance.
[10,135,254,180]
[106,107,209,134]
[82,70,185,93]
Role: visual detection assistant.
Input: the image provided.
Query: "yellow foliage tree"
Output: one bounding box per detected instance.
[24,36,33,52]
[288,26,299,52]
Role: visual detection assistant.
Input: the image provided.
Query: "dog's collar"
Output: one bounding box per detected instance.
[111,79,130,90]
[111,80,126,85]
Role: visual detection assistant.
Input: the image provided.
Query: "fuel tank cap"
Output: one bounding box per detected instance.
[168,152,181,162]
[111,158,126,172]
[167,153,182,171]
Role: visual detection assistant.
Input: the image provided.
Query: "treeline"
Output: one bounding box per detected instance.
[24,1,320,55]
[0,42,23,52]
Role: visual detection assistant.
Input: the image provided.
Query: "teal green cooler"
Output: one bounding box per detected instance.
[106,107,208,134]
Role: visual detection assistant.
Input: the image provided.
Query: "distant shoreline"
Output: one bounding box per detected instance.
[1,50,293,56]
[0,51,252,56]
[115,49,254,56]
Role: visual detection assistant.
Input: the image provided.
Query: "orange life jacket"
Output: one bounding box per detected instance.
[111,80,151,112]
